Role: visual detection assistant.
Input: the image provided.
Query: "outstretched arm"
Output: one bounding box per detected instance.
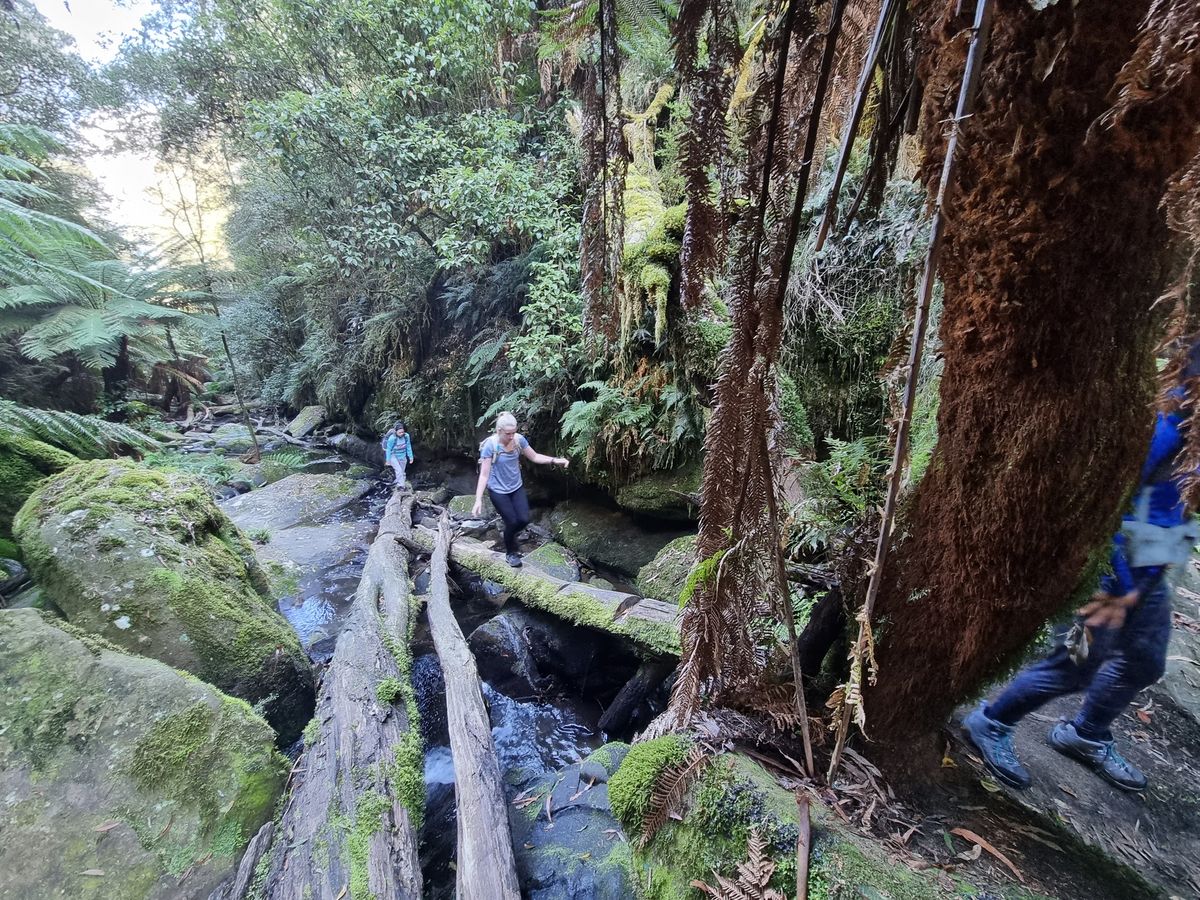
[522,445,569,468]
[471,458,492,517]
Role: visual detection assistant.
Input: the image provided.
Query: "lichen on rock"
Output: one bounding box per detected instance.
[14,459,314,744]
[0,608,287,899]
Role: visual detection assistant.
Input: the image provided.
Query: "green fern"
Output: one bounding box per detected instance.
[0,399,161,459]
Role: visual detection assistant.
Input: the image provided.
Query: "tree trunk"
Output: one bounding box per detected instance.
[258,494,422,900]
[427,516,521,900]
[863,0,1200,745]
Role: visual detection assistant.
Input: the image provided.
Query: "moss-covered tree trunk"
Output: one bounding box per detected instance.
[863,0,1200,745]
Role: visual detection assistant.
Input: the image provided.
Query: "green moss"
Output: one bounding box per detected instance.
[777,371,815,453]
[345,791,392,900]
[465,552,681,656]
[0,536,21,559]
[616,464,702,520]
[627,752,961,900]
[609,735,690,832]
[126,697,287,874]
[375,677,405,706]
[303,716,321,748]
[388,730,425,831]
[636,535,698,603]
[0,432,78,541]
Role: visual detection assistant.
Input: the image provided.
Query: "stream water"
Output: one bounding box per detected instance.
[239,447,625,895]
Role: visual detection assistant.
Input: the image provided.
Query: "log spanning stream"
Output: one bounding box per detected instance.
[213,469,681,900]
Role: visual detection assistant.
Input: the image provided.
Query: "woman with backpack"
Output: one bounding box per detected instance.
[383,421,414,489]
[471,412,568,567]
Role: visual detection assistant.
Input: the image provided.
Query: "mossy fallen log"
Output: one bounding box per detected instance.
[411,526,682,657]
[234,493,423,900]
[427,516,521,900]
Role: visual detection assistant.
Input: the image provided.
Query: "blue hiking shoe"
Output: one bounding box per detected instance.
[963,703,1031,789]
[1047,722,1147,792]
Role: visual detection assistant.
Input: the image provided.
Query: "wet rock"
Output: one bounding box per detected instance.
[635,534,697,603]
[1,556,29,596]
[507,762,635,900]
[0,608,288,899]
[252,520,374,575]
[221,472,372,531]
[614,462,702,522]
[413,654,449,747]
[285,404,326,438]
[525,541,581,582]
[211,483,240,501]
[579,742,631,785]
[549,500,686,577]
[14,460,314,744]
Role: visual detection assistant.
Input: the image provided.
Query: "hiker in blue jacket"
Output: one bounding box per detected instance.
[383,421,414,489]
[966,399,1197,792]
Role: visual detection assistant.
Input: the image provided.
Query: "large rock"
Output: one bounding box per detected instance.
[0,431,77,541]
[507,759,636,900]
[284,404,326,438]
[211,423,255,453]
[635,534,697,603]
[614,463,702,522]
[449,493,494,518]
[468,607,640,701]
[221,472,372,532]
[549,500,685,577]
[14,460,314,744]
[525,541,581,582]
[0,609,288,899]
[329,432,385,467]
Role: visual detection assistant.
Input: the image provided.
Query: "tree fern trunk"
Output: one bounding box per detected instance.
[863,0,1200,745]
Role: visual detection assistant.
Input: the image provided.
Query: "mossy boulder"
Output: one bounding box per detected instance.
[211,423,255,453]
[615,462,702,522]
[525,540,581,582]
[284,404,326,438]
[0,608,287,898]
[549,500,684,577]
[611,743,966,899]
[13,460,314,744]
[0,431,78,542]
[636,535,697,603]
[449,493,494,518]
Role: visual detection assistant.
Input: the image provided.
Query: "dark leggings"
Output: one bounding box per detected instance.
[986,577,1172,741]
[488,486,530,556]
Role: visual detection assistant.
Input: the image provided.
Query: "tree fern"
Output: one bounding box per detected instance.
[0,399,161,459]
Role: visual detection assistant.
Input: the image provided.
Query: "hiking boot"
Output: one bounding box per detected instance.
[505,553,523,568]
[963,703,1031,789]
[1046,722,1147,792]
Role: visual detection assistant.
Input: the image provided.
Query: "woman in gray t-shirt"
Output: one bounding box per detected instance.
[472,412,569,567]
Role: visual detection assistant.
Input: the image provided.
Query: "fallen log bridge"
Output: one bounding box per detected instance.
[427,515,521,900]
[411,526,682,658]
[217,494,424,900]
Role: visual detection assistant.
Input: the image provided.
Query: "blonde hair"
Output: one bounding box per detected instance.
[495,412,517,432]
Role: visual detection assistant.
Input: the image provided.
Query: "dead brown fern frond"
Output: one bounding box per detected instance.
[640,743,711,846]
[691,829,786,900]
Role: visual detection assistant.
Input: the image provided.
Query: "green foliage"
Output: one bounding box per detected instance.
[142,450,235,485]
[791,436,890,552]
[609,735,691,834]
[259,449,306,482]
[0,399,160,459]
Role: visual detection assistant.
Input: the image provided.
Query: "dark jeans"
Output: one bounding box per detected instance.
[488,486,530,556]
[986,577,1172,741]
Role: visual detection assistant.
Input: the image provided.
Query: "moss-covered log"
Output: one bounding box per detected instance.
[412,526,682,656]
[249,493,423,900]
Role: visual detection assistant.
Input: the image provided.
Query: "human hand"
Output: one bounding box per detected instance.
[559,456,570,470]
[471,498,482,517]
[1078,589,1139,630]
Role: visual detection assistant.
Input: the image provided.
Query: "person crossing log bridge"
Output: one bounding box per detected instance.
[427,513,521,900]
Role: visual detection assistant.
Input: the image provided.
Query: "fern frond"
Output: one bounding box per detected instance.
[0,400,161,459]
[640,743,710,847]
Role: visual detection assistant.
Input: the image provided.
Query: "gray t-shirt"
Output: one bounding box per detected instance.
[481,434,529,494]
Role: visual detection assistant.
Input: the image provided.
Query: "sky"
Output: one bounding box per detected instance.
[33,0,185,247]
